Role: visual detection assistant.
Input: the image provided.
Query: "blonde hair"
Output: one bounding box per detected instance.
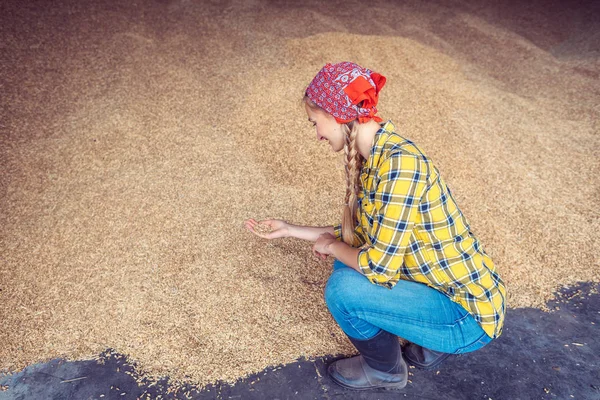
[304,96,364,247]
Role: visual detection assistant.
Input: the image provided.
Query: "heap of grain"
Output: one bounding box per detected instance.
[1,0,598,388]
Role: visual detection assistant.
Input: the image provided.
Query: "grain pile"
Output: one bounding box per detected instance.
[1,0,599,387]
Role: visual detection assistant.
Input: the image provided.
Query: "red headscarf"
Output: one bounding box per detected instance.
[305,62,386,124]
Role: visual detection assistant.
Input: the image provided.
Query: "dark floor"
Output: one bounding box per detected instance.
[1,282,599,400]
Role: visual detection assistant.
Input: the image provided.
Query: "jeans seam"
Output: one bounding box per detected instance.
[354,308,471,330]
[346,316,373,339]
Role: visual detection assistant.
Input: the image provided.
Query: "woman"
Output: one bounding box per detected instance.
[245,62,506,391]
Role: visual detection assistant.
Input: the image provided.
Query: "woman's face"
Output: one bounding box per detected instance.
[305,103,345,152]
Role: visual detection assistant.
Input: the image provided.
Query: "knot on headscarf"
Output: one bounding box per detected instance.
[305,62,386,124]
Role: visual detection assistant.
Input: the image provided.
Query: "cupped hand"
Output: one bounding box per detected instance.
[244,218,289,240]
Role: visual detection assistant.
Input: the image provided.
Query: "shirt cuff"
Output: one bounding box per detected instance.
[333,224,343,240]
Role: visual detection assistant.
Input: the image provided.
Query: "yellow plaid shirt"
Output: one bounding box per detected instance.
[334,121,506,338]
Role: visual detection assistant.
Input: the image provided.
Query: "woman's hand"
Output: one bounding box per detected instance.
[244,218,290,240]
[312,233,337,260]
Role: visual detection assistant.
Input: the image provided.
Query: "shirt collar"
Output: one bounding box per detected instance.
[364,120,395,172]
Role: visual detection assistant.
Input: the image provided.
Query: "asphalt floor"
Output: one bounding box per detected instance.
[1,282,598,400]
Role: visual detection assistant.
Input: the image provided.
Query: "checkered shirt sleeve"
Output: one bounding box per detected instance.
[333,218,366,245]
[357,152,428,286]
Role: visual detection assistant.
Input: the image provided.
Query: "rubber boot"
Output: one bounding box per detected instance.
[403,342,452,370]
[327,329,408,390]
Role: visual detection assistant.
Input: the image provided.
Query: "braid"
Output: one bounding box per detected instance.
[303,95,365,246]
[341,121,364,246]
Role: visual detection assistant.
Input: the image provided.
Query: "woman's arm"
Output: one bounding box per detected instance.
[328,240,361,271]
[287,223,335,242]
[245,218,335,242]
[312,232,361,271]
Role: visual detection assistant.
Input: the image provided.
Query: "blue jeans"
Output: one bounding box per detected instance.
[325,259,492,354]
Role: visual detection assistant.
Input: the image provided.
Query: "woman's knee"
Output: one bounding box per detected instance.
[324,267,361,311]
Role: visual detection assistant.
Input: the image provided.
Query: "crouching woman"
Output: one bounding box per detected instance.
[246,62,506,391]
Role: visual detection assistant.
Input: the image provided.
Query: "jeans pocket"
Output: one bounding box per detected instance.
[453,332,492,354]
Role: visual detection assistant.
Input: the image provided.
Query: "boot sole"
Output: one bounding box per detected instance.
[328,364,408,391]
[329,376,408,391]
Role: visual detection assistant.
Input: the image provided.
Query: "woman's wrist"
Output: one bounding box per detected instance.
[285,223,297,239]
[328,240,361,271]
[326,239,338,255]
